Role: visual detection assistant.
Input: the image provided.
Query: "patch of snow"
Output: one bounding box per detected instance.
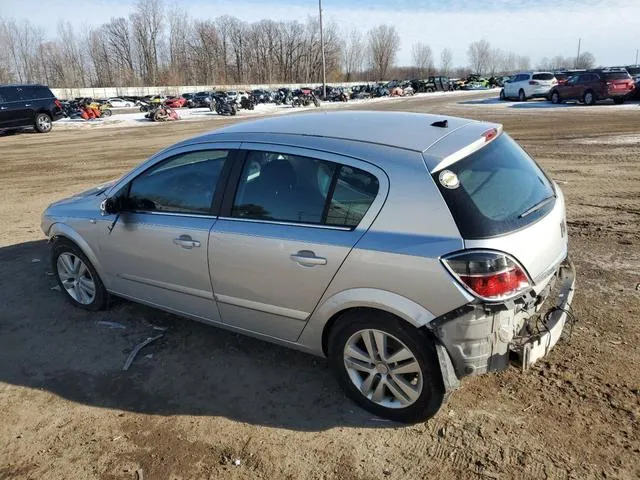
[573,134,640,145]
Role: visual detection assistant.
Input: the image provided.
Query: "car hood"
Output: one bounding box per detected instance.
[49,179,117,208]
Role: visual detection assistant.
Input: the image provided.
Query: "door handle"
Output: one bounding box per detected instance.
[173,235,200,249]
[290,250,327,267]
[0,106,7,110]
[24,104,31,107]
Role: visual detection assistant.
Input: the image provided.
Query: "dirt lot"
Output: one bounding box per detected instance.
[1,93,639,480]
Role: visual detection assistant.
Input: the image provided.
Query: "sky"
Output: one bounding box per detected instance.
[1,0,639,67]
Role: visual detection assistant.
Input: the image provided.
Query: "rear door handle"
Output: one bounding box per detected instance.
[290,250,327,267]
[173,235,200,249]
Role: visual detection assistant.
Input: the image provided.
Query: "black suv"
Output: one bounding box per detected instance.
[0,84,64,133]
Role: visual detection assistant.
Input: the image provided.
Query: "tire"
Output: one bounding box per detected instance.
[52,239,108,311]
[328,310,445,423]
[583,90,596,105]
[499,89,506,100]
[34,113,52,133]
[125,103,131,107]
[551,91,561,104]
[101,109,112,117]
[518,89,526,102]
[613,97,624,105]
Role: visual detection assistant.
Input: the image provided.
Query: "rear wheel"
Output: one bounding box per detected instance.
[518,89,527,102]
[551,91,561,104]
[583,90,596,105]
[613,97,625,105]
[328,310,445,423]
[34,113,52,133]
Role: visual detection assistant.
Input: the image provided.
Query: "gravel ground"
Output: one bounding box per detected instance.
[1,91,639,480]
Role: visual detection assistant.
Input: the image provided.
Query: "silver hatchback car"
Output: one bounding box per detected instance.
[42,111,575,422]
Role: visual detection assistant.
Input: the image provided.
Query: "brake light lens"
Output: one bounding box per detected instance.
[442,251,531,301]
[529,80,539,85]
[54,99,62,109]
[482,128,498,142]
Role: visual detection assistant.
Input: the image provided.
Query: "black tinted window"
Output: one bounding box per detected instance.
[601,72,631,80]
[232,151,378,228]
[533,73,554,80]
[17,86,51,100]
[0,87,19,102]
[128,150,228,214]
[434,134,555,239]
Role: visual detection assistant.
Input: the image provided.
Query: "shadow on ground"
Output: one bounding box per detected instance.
[0,240,385,431]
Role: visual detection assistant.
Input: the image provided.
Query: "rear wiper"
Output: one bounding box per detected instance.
[518,195,555,218]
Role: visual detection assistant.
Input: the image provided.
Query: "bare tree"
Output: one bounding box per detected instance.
[468,39,491,75]
[130,0,163,85]
[575,52,596,69]
[440,48,453,76]
[411,42,433,78]
[517,55,531,71]
[343,28,364,81]
[367,24,400,80]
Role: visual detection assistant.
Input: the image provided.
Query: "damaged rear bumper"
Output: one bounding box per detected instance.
[519,259,575,369]
[432,258,576,378]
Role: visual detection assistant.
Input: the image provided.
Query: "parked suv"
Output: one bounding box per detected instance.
[41,112,575,423]
[0,84,64,133]
[549,70,635,105]
[501,72,557,101]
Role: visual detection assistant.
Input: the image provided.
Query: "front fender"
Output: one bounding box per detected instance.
[48,222,110,289]
[297,288,436,356]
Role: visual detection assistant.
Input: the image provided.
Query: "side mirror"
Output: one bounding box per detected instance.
[100,197,119,216]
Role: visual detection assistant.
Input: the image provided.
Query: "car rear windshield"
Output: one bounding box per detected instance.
[433,134,556,239]
[532,73,554,80]
[601,72,631,80]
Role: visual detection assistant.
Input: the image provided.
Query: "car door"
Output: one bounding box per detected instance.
[0,87,28,126]
[505,75,519,97]
[208,144,387,342]
[98,144,239,322]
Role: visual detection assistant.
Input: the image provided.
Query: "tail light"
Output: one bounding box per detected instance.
[442,251,531,301]
[482,128,498,142]
[529,80,539,85]
[54,99,62,109]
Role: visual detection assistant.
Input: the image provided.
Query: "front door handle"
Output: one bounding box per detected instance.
[24,104,31,107]
[0,106,7,110]
[290,250,327,267]
[173,235,200,249]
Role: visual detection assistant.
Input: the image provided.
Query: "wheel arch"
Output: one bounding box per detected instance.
[298,288,437,357]
[49,223,110,289]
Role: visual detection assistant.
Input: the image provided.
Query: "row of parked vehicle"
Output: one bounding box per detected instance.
[499,65,640,105]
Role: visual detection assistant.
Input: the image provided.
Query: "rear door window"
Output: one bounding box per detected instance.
[231,151,379,228]
[433,134,556,239]
[533,73,554,81]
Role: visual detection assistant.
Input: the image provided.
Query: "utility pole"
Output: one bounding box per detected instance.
[319,0,327,100]
[575,38,581,68]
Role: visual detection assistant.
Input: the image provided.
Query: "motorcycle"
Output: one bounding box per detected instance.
[211,96,237,116]
[240,96,255,110]
[145,105,179,122]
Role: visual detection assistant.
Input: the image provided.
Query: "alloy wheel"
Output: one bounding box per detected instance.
[343,329,423,409]
[37,115,52,132]
[56,252,96,305]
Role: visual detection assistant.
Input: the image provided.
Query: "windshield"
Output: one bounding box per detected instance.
[602,72,631,80]
[433,134,556,239]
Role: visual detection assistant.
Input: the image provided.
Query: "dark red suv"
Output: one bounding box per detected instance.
[548,70,635,105]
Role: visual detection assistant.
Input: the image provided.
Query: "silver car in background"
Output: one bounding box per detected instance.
[42,112,575,422]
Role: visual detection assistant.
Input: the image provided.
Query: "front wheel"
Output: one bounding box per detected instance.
[101,109,112,117]
[52,239,108,311]
[328,310,445,423]
[499,89,506,100]
[613,97,625,105]
[34,113,52,133]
